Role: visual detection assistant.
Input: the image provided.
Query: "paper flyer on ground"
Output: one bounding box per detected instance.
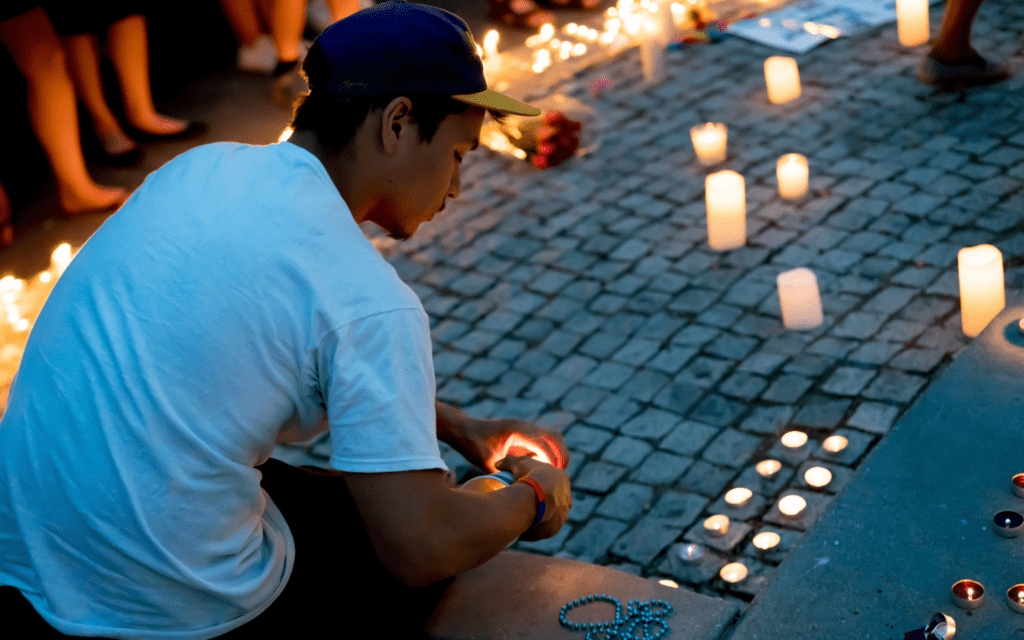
[728,0,943,54]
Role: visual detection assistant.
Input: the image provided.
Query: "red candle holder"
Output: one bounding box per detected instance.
[1008,585,1024,614]
[951,579,984,609]
[1013,473,1024,498]
[994,511,1024,537]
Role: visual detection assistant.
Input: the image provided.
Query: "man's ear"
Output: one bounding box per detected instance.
[380,96,414,155]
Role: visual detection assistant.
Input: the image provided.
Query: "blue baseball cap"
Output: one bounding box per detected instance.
[311,1,540,116]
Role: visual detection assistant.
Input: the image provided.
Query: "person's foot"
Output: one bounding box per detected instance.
[59,184,127,216]
[129,114,190,137]
[918,52,1010,88]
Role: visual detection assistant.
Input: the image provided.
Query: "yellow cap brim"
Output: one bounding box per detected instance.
[452,88,541,117]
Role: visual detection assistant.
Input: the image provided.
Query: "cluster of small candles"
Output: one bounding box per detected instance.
[949,474,1024,613]
[680,429,852,589]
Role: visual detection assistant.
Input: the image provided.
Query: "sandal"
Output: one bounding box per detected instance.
[489,0,556,30]
[538,0,602,10]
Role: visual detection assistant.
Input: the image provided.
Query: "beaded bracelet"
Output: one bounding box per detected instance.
[559,594,673,640]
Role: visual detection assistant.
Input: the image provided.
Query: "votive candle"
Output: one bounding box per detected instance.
[703,515,730,537]
[720,562,748,583]
[776,153,808,199]
[952,579,984,609]
[764,56,801,104]
[690,123,727,166]
[1008,584,1024,613]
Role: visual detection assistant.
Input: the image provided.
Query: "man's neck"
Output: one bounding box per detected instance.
[286,129,374,224]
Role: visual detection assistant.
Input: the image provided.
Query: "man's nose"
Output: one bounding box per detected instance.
[449,165,462,199]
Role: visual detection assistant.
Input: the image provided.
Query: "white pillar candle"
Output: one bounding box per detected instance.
[776,153,808,199]
[764,56,801,104]
[639,22,667,85]
[896,0,929,47]
[690,123,728,166]
[777,268,823,330]
[705,170,746,251]
[958,244,1004,338]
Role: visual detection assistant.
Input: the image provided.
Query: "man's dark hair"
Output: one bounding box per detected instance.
[290,41,496,152]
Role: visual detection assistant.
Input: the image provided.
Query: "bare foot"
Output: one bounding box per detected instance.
[59,184,128,216]
[129,114,189,137]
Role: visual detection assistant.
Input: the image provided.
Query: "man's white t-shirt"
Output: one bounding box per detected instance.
[0,142,446,639]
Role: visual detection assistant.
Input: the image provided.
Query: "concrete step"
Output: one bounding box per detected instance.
[728,302,1024,639]
[425,550,740,640]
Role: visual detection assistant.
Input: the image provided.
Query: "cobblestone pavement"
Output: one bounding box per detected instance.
[274,0,1024,614]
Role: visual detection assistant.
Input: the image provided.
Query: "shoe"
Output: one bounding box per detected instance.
[125,121,208,143]
[238,34,277,74]
[488,0,556,30]
[917,53,1010,89]
[307,0,334,33]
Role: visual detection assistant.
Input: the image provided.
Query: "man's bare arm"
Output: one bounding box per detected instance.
[341,454,568,587]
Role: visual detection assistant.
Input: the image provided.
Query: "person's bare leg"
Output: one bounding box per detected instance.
[63,33,135,155]
[220,0,265,47]
[260,0,305,64]
[106,14,188,136]
[0,9,125,214]
[929,0,987,63]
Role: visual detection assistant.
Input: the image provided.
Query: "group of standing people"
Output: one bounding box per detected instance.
[0,0,364,251]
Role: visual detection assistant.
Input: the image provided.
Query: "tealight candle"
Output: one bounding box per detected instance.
[720,562,748,583]
[678,543,705,563]
[776,153,808,199]
[690,123,727,166]
[777,268,823,330]
[957,244,1004,338]
[705,170,746,251]
[781,431,808,448]
[804,467,832,489]
[778,495,806,517]
[752,531,781,551]
[993,511,1024,537]
[896,0,928,47]
[1013,473,1024,498]
[724,487,753,507]
[1008,584,1024,613]
[951,580,984,609]
[821,435,848,454]
[756,460,782,477]
[764,56,801,104]
[703,515,730,537]
[658,578,679,588]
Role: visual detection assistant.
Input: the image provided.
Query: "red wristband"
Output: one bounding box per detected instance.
[517,477,546,529]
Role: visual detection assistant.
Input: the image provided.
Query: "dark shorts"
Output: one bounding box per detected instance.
[43,1,142,36]
[1,458,453,638]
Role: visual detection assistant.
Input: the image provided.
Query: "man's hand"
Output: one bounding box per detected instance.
[496,454,571,542]
[436,402,569,474]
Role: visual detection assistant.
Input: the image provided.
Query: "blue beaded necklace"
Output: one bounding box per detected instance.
[559,593,673,640]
